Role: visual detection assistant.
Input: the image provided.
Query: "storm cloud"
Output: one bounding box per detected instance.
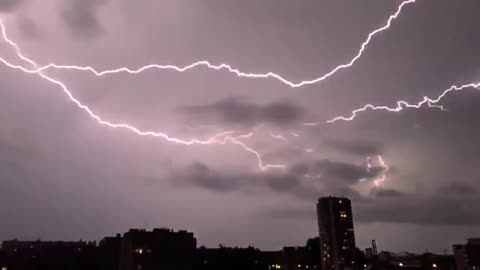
[172,159,387,201]
[183,97,305,127]
[1,0,480,253]
[61,0,108,39]
[0,0,24,12]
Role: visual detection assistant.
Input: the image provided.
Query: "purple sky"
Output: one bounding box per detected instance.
[1,0,480,253]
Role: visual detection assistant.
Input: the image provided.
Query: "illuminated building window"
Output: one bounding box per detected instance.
[340,211,348,219]
[135,248,143,254]
[2,267,7,270]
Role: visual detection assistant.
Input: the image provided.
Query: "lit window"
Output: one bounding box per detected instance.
[433,264,437,268]
[2,267,7,270]
[135,248,144,255]
[298,265,301,268]
[339,200,342,203]
[399,263,403,267]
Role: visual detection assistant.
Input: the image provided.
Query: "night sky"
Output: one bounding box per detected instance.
[1,0,480,253]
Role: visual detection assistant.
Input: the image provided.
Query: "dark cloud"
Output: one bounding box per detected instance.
[437,182,478,195]
[369,187,405,197]
[171,159,385,200]
[16,16,39,40]
[325,139,382,156]
[182,97,304,127]
[61,0,108,39]
[312,159,382,185]
[173,163,246,192]
[0,0,24,12]
[356,196,480,226]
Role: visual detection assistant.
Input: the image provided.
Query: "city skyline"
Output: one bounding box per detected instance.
[0,196,470,270]
[0,0,480,253]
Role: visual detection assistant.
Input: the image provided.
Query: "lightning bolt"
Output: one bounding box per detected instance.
[270,133,289,142]
[365,155,389,187]
[374,155,389,187]
[0,20,284,172]
[21,0,415,88]
[326,83,480,123]
[0,0,456,173]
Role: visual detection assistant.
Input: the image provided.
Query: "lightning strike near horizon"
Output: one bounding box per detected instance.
[22,0,415,89]
[0,20,284,172]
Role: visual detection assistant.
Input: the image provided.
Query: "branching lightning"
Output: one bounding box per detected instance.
[0,20,284,171]
[326,83,480,123]
[18,0,415,88]
[2,0,471,176]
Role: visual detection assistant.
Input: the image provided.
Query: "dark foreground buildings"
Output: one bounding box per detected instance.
[0,240,99,270]
[120,228,196,270]
[453,238,480,270]
[0,196,459,270]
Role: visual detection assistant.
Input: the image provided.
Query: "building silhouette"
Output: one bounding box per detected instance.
[0,240,99,270]
[317,197,356,270]
[99,234,122,270]
[119,228,196,270]
[453,238,480,270]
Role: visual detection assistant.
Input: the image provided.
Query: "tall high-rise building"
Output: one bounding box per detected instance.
[317,197,356,270]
